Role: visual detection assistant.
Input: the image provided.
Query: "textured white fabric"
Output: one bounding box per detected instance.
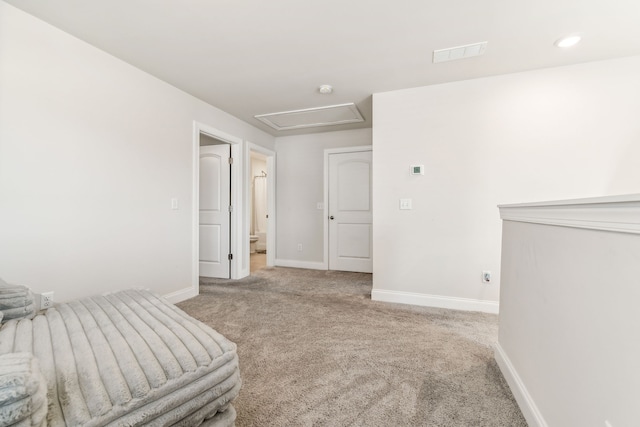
[0,289,239,426]
[0,353,47,427]
[0,277,35,322]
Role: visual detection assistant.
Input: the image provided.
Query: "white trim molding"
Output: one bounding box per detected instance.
[163,286,198,304]
[274,259,327,271]
[494,344,548,427]
[499,193,640,235]
[371,289,499,314]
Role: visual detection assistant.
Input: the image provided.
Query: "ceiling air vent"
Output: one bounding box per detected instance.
[433,41,488,63]
[254,103,364,131]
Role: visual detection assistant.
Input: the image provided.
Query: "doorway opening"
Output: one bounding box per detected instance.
[249,151,267,272]
[192,121,244,295]
[199,134,232,279]
[323,146,373,273]
[247,143,276,274]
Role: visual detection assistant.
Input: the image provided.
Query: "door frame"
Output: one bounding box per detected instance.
[323,145,373,270]
[192,121,244,295]
[245,142,276,274]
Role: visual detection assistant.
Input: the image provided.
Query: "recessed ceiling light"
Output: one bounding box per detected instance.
[555,35,582,48]
[318,85,333,94]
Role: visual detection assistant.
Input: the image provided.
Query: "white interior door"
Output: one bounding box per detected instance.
[328,150,373,273]
[199,144,231,278]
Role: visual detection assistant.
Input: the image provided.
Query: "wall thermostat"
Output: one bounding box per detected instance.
[411,165,424,175]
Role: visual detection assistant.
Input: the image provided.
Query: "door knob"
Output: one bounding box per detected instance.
[329,216,335,220]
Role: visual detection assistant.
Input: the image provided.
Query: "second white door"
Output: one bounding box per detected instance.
[199,144,231,278]
[328,149,373,273]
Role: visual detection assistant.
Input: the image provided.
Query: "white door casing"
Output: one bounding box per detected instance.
[199,144,231,278]
[328,149,373,273]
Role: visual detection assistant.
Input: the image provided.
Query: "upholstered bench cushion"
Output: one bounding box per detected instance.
[0,277,35,322]
[0,353,47,427]
[0,289,240,426]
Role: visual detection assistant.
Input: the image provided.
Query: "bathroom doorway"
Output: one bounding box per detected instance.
[248,144,275,273]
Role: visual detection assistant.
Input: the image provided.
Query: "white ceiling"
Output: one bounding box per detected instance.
[6,0,640,136]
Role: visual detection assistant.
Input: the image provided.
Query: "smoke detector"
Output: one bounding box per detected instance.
[318,85,333,94]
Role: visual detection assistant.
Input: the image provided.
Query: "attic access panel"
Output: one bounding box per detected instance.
[254,103,364,131]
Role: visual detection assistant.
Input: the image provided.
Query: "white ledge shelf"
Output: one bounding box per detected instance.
[498,194,640,235]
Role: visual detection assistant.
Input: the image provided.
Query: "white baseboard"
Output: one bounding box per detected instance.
[163,286,198,304]
[274,259,327,270]
[494,343,547,427]
[371,289,499,314]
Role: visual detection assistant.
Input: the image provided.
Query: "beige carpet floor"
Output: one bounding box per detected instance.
[178,267,527,427]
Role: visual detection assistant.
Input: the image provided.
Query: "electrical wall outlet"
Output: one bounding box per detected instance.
[297,243,303,252]
[40,292,54,309]
[482,271,491,283]
[399,198,412,210]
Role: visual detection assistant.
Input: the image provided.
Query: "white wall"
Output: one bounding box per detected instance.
[496,196,640,427]
[274,128,372,267]
[372,55,640,312]
[0,2,274,302]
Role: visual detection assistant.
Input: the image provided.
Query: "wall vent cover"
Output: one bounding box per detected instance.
[433,41,488,63]
[255,103,364,131]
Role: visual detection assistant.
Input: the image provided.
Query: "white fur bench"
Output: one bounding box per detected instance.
[0,279,240,426]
